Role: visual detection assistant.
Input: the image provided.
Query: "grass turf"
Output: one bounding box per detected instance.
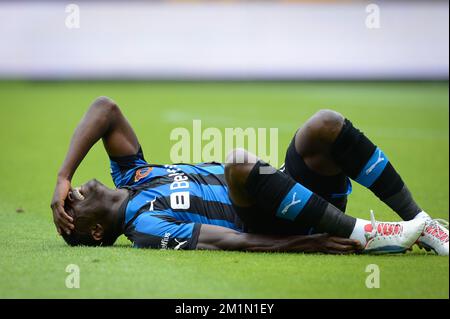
[0,81,448,299]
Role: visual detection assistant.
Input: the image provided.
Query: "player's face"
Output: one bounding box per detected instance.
[65,179,112,219]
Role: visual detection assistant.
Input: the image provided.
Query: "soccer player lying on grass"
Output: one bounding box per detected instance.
[50,97,449,255]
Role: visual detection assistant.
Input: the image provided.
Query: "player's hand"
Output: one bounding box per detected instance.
[313,234,363,254]
[50,178,74,235]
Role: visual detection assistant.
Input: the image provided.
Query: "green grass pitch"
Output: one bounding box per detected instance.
[0,81,448,299]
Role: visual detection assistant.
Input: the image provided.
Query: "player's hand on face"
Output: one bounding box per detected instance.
[314,234,363,254]
[50,178,74,235]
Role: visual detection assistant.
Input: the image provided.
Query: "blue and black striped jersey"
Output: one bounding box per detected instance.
[111,148,243,250]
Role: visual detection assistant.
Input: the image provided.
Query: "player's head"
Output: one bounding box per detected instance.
[61,179,122,247]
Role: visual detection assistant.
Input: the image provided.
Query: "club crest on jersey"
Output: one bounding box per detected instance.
[134,167,153,182]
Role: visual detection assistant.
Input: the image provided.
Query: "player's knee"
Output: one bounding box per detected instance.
[307,109,344,142]
[225,149,257,189]
[314,109,344,130]
[226,148,254,164]
[225,148,259,172]
[225,162,254,193]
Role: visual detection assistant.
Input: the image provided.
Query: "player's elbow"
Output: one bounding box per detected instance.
[91,96,119,114]
[86,96,121,126]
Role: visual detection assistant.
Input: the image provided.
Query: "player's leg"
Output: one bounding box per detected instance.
[225,149,426,254]
[224,150,276,233]
[295,109,448,255]
[293,109,423,220]
[281,111,351,212]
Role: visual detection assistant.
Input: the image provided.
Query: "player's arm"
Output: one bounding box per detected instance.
[197,224,362,254]
[51,96,140,235]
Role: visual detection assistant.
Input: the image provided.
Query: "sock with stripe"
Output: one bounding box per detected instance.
[244,161,357,237]
[330,119,422,221]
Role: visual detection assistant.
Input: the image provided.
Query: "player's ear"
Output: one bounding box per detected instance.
[91,224,104,241]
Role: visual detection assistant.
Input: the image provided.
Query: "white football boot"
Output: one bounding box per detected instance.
[415,212,449,256]
[363,210,426,254]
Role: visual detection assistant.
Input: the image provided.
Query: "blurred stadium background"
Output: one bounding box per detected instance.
[0,0,448,299]
[0,0,448,81]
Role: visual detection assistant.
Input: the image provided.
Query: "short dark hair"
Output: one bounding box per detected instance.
[61,204,119,247]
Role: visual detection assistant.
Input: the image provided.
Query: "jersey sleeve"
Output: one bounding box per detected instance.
[109,147,149,188]
[128,212,201,250]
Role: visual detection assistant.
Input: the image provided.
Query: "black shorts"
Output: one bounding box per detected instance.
[234,134,352,236]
